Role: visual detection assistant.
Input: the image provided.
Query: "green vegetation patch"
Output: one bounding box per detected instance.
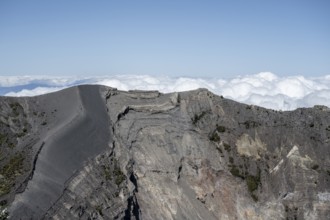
[229,156,234,164]
[9,102,22,117]
[102,165,111,180]
[95,204,103,216]
[245,171,261,202]
[216,125,226,133]
[113,166,126,186]
[209,125,227,142]
[228,160,261,202]
[209,132,220,142]
[0,133,7,145]
[224,143,231,152]
[102,159,126,187]
[230,165,244,179]
[1,153,24,179]
[246,175,259,192]
[311,164,319,170]
[243,120,260,129]
[251,194,258,202]
[192,111,206,125]
[0,132,15,148]
[0,153,25,196]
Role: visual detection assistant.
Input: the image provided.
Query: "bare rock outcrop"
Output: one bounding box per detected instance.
[0,85,329,219]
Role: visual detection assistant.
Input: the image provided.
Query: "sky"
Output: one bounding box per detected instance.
[0,0,329,78]
[1,1,330,110]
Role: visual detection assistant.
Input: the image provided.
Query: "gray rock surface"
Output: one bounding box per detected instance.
[0,85,329,219]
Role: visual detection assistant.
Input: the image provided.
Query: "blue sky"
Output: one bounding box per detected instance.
[0,0,329,78]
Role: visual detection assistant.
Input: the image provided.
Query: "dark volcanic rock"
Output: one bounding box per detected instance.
[0,85,329,220]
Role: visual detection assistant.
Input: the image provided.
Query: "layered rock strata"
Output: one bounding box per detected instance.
[0,85,329,219]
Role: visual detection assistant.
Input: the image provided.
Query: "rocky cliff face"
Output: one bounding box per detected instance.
[0,85,329,219]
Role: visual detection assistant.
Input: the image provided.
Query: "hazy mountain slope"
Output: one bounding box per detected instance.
[0,85,329,219]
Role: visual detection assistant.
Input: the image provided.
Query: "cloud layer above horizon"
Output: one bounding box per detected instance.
[1,72,330,111]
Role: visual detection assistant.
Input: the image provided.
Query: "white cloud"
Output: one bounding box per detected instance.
[0,75,88,87]
[2,72,330,111]
[5,87,65,97]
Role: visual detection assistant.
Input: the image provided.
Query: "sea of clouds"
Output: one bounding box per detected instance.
[1,72,330,111]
